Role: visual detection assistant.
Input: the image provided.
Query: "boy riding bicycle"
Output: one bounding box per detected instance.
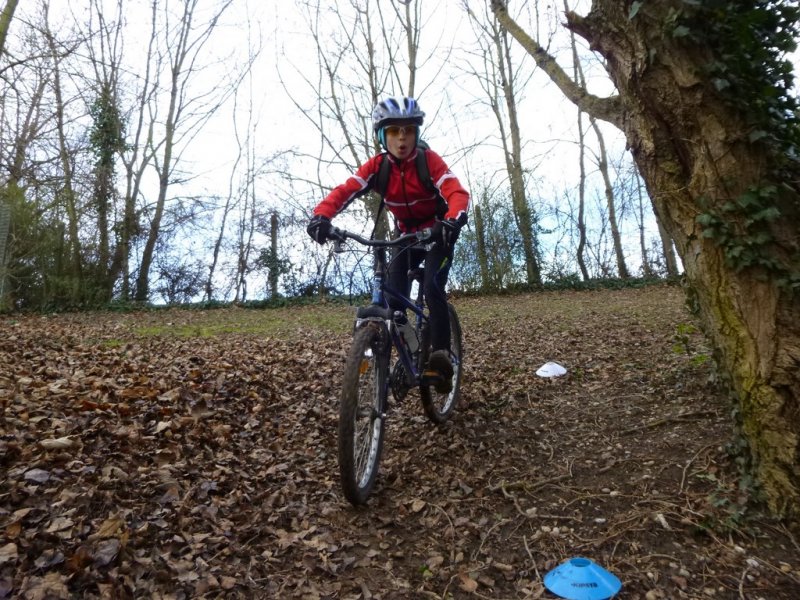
[307,96,470,391]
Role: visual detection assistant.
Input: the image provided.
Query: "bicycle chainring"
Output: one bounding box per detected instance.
[390,360,411,402]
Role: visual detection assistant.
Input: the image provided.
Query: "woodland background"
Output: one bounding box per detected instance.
[0,0,678,310]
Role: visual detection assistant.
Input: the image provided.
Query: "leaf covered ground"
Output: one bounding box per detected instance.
[1,285,799,599]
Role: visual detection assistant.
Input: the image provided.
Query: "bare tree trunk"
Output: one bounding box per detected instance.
[0,192,10,309]
[392,0,419,95]
[590,117,629,278]
[492,0,800,516]
[206,96,246,302]
[135,85,175,303]
[473,202,490,291]
[465,4,541,285]
[657,215,680,278]
[635,172,654,278]
[233,180,257,303]
[566,13,589,281]
[206,186,233,301]
[575,107,589,281]
[134,0,234,302]
[498,28,540,285]
[116,0,158,301]
[45,19,83,302]
[565,1,626,279]
[269,212,279,298]
[134,0,186,302]
[85,0,126,302]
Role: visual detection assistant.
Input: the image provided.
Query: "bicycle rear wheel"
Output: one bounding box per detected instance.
[420,303,463,424]
[339,323,390,505]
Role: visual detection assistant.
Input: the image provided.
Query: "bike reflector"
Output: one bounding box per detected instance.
[536,361,567,378]
[543,557,621,600]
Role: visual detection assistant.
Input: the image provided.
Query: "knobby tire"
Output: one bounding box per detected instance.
[420,303,463,424]
[338,323,389,505]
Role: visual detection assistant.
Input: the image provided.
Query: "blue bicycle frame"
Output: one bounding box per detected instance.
[333,228,431,386]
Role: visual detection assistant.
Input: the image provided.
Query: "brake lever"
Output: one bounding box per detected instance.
[417,227,437,251]
[328,226,347,253]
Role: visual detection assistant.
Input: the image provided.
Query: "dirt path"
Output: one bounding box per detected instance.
[2,285,799,599]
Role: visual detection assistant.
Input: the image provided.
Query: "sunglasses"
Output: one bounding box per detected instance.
[384,125,417,137]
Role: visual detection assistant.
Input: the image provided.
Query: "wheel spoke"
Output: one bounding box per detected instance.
[339,325,388,504]
[420,305,462,424]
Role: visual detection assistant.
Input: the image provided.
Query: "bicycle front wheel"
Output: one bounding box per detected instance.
[420,303,463,424]
[338,323,390,505]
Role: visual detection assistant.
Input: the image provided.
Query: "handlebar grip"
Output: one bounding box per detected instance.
[327,226,346,242]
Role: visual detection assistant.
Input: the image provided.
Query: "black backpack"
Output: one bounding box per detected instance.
[372,141,447,230]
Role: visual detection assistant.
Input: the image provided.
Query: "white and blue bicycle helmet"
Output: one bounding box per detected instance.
[372,96,425,147]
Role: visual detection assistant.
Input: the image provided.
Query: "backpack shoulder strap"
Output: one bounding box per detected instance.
[374,152,391,198]
[414,146,437,194]
[415,145,447,217]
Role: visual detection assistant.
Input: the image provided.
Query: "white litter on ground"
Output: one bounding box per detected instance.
[536,362,567,378]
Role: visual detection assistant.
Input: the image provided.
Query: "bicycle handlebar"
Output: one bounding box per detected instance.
[328,226,432,248]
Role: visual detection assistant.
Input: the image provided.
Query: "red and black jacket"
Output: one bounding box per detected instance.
[313,148,470,233]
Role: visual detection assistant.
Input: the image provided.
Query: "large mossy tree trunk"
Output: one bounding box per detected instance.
[492,0,800,517]
[0,0,18,56]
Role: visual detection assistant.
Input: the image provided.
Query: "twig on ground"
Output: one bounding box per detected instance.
[473,518,511,561]
[488,460,574,494]
[523,535,541,581]
[679,442,718,494]
[429,502,457,562]
[773,523,800,554]
[620,410,718,436]
[739,564,749,600]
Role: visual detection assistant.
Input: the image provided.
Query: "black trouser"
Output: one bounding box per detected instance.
[387,241,452,351]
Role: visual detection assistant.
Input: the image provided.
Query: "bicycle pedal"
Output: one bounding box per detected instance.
[422,370,452,394]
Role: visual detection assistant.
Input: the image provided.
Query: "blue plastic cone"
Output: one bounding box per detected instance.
[543,557,622,600]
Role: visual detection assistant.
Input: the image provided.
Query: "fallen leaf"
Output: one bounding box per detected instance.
[0,544,18,565]
[34,549,64,569]
[93,539,120,566]
[93,515,125,539]
[458,572,479,592]
[21,572,69,600]
[40,436,76,450]
[24,468,51,483]
[5,521,21,539]
[65,546,92,572]
[220,576,236,590]
[427,555,444,570]
[45,517,74,533]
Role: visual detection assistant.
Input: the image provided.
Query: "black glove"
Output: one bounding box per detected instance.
[432,213,467,248]
[307,215,332,244]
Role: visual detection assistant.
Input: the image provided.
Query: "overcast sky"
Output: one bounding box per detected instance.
[14,0,623,204]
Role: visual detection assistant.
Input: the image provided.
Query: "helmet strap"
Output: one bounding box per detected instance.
[377,127,387,149]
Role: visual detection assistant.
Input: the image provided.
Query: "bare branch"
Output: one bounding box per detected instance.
[489,0,623,129]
